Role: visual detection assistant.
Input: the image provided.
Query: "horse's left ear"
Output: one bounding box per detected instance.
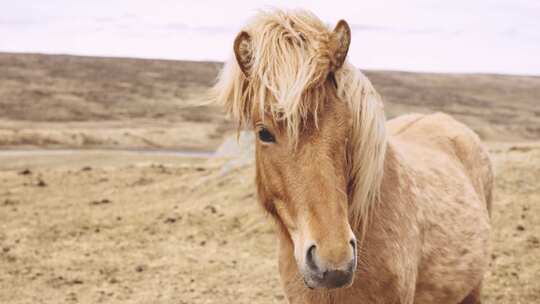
[331,20,351,71]
[233,31,253,76]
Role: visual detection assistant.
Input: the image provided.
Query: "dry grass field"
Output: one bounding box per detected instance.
[0,53,228,151]
[0,144,539,304]
[0,52,539,303]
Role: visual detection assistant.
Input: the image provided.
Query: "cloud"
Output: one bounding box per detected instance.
[162,23,234,34]
[349,24,392,32]
[0,17,43,27]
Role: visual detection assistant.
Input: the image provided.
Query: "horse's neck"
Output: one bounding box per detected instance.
[379,139,403,198]
[353,140,408,235]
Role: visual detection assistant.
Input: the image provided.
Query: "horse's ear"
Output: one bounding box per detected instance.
[331,20,351,71]
[233,31,253,76]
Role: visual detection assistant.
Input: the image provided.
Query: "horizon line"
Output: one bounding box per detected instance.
[2,50,539,78]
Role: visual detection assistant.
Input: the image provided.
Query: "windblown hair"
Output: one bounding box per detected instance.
[212,9,387,233]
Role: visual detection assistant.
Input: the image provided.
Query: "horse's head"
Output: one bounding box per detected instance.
[214,10,386,290]
[252,90,356,290]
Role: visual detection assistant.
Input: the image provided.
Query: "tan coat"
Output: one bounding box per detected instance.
[278,113,492,304]
[213,9,492,304]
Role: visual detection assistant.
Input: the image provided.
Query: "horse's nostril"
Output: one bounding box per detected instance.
[303,242,357,289]
[306,244,318,271]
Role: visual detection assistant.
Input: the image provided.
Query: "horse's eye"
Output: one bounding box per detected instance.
[258,128,275,143]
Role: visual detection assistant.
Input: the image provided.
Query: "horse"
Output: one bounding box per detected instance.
[212,9,493,304]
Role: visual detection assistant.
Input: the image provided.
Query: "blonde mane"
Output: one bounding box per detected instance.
[212,9,387,233]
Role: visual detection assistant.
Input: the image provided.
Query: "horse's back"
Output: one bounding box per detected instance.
[386,112,493,304]
[388,112,493,213]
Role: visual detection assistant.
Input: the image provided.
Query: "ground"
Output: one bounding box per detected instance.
[0,143,539,304]
[0,53,539,303]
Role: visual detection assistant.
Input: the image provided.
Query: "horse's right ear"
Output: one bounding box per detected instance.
[330,20,351,71]
[233,31,253,76]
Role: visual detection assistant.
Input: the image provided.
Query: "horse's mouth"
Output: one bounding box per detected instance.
[303,269,355,290]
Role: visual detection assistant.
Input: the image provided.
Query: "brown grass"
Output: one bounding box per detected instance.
[0,144,538,303]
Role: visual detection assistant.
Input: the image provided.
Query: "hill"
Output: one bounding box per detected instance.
[0,52,539,149]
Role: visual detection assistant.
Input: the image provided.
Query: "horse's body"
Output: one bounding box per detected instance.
[213,9,492,304]
[279,113,492,303]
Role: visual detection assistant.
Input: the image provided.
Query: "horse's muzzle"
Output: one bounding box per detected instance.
[302,240,357,289]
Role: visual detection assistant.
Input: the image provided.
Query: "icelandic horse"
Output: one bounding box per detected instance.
[212,9,493,304]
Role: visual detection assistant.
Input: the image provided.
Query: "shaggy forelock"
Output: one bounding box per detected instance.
[214,9,338,143]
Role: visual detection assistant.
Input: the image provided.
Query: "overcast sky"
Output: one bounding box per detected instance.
[1,0,539,75]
